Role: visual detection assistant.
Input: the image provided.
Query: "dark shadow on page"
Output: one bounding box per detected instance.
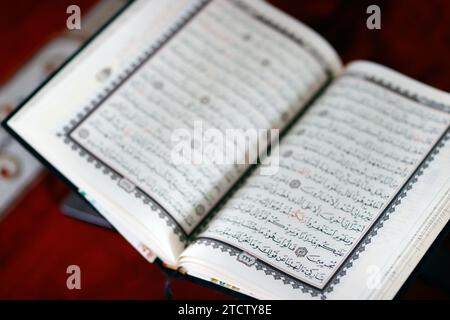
[62,192,114,230]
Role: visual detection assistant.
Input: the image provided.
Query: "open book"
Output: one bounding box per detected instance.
[4,0,450,299]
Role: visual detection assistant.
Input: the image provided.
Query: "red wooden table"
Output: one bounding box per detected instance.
[0,0,449,299]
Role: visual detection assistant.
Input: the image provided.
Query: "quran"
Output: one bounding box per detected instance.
[3,0,450,299]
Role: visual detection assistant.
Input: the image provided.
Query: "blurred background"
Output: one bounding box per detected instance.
[0,0,449,299]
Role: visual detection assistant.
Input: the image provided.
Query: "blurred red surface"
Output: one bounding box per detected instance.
[0,0,449,299]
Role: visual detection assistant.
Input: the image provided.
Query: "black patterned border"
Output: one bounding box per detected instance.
[345,71,450,114]
[231,0,334,78]
[194,237,325,297]
[58,0,334,243]
[194,73,450,298]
